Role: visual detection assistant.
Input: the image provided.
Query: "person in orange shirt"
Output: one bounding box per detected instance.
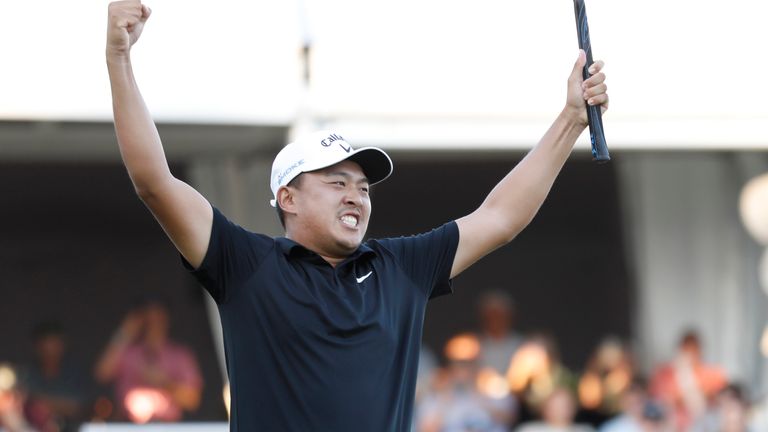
[649,330,727,431]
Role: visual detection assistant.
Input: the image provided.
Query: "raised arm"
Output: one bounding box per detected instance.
[107,1,212,268]
[94,310,144,383]
[451,51,608,278]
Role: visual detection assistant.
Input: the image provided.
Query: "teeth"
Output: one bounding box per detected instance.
[340,215,358,227]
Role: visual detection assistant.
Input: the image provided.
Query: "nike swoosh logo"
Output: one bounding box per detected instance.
[356,271,373,283]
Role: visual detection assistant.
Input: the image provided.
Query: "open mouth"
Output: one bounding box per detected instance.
[340,214,359,228]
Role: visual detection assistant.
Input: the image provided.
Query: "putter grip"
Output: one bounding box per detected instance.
[573,0,610,162]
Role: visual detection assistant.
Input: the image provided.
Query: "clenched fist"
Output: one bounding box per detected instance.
[106,1,151,59]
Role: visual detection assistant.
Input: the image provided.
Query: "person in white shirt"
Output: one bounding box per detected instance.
[516,386,595,432]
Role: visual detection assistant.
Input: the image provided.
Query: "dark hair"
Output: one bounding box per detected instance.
[275,174,304,229]
[31,320,64,341]
[679,329,701,348]
[624,376,648,395]
[720,383,748,404]
[130,294,171,312]
[477,289,516,312]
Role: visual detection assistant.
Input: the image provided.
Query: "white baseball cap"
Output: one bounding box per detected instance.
[269,130,393,207]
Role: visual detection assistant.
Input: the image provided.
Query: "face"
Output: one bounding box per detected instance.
[542,388,576,425]
[36,335,64,362]
[621,387,646,418]
[281,160,371,259]
[717,393,747,432]
[143,304,169,342]
[481,303,512,335]
[679,340,702,364]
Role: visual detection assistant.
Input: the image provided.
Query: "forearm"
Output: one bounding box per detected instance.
[451,52,607,278]
[148,375,201,411]
[105,4,214,267]
[481,109,585,237]
[107,54,174,197]
[169,384,201,411]
[94,330,131,383]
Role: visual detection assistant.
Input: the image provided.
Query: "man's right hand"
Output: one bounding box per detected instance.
[118,310,146,342]
[107,1,151,59]
[106,0,213,270]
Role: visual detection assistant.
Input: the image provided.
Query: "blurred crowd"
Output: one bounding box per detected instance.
[412,290,766,432]
[2,290,768,431]
[0,298,203,432]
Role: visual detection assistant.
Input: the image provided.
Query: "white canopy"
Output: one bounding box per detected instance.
[1,0,766,149]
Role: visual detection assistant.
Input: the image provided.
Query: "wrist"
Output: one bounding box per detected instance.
[560,105,588,130]
[106,49,131,67]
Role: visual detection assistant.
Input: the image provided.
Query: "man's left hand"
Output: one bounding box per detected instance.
[564,50,609,126]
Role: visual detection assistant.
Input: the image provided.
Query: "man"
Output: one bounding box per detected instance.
[599,379,648,432]
[416,333,516,432]
[477,290,524,377]
[105,1,609,430]
[24,322,86,432]
[516,386,595,432]
[649,330,727,431]
[94,299,203,422]
[692,384,754,432]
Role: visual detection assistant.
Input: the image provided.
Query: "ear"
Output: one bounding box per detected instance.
[277,186,297,215]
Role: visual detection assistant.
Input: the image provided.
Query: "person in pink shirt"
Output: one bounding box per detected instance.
[95,299,203,423]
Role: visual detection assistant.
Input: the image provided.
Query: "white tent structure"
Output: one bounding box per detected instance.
[2,0,766,149]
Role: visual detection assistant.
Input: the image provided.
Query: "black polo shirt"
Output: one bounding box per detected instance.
[185,207,459,431]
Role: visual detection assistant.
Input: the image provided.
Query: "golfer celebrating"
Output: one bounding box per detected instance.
[106,1,608,430]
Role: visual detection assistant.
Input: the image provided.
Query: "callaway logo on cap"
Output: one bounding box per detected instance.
[269,131,393,207]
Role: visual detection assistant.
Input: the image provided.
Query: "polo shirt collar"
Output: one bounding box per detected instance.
[275,237,377,262]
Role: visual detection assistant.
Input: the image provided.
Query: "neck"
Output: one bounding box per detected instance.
[285,231,355,267]
[319,255,344,267]
[485,329,507,340]
[145,334,166,350]
[548,419,570,428]
[41,360,60,377]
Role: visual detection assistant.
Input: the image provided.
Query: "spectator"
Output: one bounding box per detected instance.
[477,290,524,377]
[0,363,35,432]
[416,333,516,432]
[692,383,754,432]
[94,299,203,423]
[516,386,595,432]
[649,330,726,431]
[23,321,86,432]
[599,378,648,432]
[578,338,634,424]
[508,333,577,421]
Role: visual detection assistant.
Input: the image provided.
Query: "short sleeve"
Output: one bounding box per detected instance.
[181,207,274,303]
[171,346,203,389]
[373,221,459,299]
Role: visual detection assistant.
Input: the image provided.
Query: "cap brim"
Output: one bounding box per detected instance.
[346,147,393,186]
[270,145,394,207]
